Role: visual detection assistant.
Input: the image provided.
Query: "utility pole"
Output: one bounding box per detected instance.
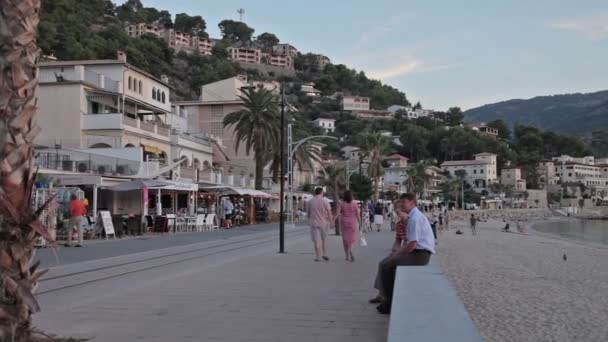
[279,86,286,253]
[237,8,245,22]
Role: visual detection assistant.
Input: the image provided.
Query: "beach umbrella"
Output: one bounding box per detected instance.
[106,179,170,192]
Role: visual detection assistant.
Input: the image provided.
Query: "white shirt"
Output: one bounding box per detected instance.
[406,207,436,254]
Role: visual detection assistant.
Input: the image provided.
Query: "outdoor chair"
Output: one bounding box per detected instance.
[194,214,206,232]
[205,214,219,230]
[166,214,176,233]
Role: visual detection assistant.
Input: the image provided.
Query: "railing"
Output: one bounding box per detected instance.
[157,125,170,136]
[123,116,138,127]
[178,133,212,146]
[179,167,196,181]
[35,148,139,176]
[140,121,156,133]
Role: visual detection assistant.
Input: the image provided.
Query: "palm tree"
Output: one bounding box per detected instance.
[224,86,279,190]
[364,133,389,201]
[320,164,346,235]
[0,1,53,340]
[406,161,432,199]
[454,169,467,209]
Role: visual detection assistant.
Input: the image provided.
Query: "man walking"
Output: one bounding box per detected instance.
[470,214,477,235]
[307,187,332,262]
[376,193,435,314]
[66,194,86,247]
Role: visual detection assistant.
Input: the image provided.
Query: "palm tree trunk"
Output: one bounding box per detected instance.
[254,147,265,190]
[0,1,50,340]
[333,180,340,235]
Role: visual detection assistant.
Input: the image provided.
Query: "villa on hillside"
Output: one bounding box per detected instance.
[440,153,498,192]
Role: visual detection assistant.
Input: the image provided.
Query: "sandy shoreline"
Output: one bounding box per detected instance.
[437,217,608,342]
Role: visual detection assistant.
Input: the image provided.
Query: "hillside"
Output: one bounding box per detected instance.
[464,90,608,134]
[39,0,408,107]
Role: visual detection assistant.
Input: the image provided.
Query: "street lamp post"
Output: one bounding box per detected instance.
[279,87,286,254]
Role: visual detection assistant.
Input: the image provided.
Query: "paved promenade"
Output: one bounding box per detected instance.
[35,226,393,342]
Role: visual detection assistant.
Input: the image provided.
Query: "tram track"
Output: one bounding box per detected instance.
[38,227,308,295]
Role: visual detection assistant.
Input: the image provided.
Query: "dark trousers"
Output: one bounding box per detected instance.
[380,250,431,305]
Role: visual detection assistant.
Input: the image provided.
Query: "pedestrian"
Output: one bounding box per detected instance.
[376,193,435,314]
[367,200,375,227]
[336,190,360,262]
[362,204,372,232]
[66,194,86,247]
[390,201,400,232]
[430,212,438,240]
[438,212,444,230]
[470,214,477,235]
[374,202,384,232]
[223,197,234,228]
[307,187,333,262]
[369,202,408,304]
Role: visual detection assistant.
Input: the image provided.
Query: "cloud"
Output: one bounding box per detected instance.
[354,13,413,50]
[367,60,460,80]
[548,13,608,41]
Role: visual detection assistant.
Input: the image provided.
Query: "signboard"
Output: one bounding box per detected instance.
[99,211,116,238]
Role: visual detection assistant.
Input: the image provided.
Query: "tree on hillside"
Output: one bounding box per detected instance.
[413,101,422,110]
[486,119,511,140]
[1,1,54,339]
[223,87,279,189]
[257,32,279,52]
[445,107,464,126]
[591,130,608,157]
[218,19,254,42]
[406,162,432,199]
[175,13,207,37]
[365,133,390,200]
[398,124,430,161]
[158,10,173,28]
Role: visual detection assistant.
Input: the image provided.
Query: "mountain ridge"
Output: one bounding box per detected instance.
[464,90,608,134]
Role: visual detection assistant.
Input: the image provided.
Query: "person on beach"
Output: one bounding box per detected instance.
[374,202,384,232]
[369,204,408,304]
[335,190,360,262]
[470,214,477,235]
[376,193,435,314]
[307,187,333,262]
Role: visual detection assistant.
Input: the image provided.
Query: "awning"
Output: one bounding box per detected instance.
[143,145,164,155]
[105,179,170,192]
[199,185,275,199]
[159,180,198,191]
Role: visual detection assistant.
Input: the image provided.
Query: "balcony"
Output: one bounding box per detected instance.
[35,148,140,176]
[82,113,170,139]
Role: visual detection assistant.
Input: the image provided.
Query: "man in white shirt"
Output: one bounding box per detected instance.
[376,193,435,314]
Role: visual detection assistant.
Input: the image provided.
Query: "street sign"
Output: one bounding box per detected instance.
[99,211,116,239]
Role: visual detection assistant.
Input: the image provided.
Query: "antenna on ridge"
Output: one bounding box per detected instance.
[237,8,245,22]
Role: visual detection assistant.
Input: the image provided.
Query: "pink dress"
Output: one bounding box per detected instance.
[338,201,359,248]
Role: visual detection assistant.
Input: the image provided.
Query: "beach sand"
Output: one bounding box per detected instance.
[437,218,608,342]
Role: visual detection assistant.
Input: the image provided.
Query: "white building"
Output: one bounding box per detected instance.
[440,153,498,191]
[537,161,559,189]
[35,53,217,184]
[383,154,409,193]
[300,83,321,97]
[387,105,432,119]
[341,146,363,161]
[313,118,335,133]
[342,96,370,111]
[501,167,526,191]
[272,43,298,57]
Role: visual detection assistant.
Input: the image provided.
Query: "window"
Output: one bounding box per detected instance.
[210,122,223,136]
[156,89,161,101]
[152,87,156,100]
[161,92,166,103]
[211,105,224,118]
[128,76,132,90]
[138,81,142,94]
[481,169,484,174]
[568,173,572,177]
[473,170,477,174]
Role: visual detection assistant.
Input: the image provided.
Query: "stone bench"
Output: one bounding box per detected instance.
[387,259,483,342]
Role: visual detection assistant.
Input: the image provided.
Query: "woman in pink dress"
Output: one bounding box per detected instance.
[336,190,361,262]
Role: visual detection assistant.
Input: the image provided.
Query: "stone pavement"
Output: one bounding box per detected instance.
[35,227,394,342]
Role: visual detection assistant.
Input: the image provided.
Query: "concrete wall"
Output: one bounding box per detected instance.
[526,189,548,208]
[35,83,84,148]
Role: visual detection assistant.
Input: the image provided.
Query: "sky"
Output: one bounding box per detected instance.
[118,0,608,111]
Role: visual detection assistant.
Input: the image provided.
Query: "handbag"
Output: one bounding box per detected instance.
[359,232,368,247]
